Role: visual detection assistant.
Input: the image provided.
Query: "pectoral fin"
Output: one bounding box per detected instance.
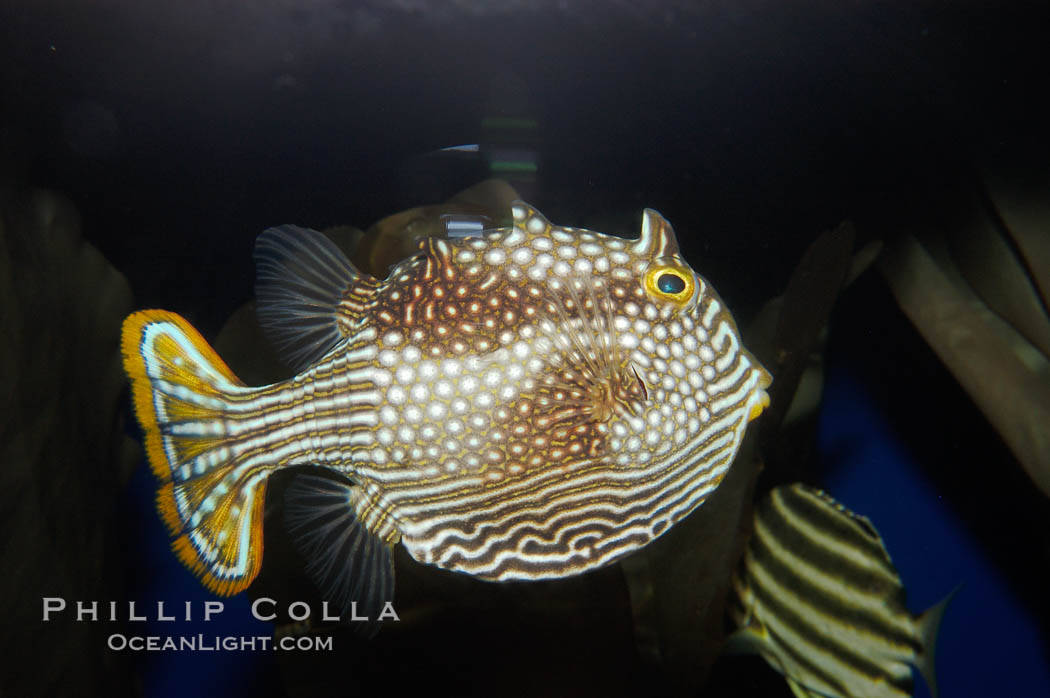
[722,624,771,657]
[284,474,396,636]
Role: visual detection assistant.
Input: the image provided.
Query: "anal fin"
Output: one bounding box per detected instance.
[284,474,396,637]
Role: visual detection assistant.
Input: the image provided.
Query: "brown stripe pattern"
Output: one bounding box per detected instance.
[730,484,925,698]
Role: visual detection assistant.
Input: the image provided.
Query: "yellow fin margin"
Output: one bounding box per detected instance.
[121,310,242,485]
[121,309,266,597]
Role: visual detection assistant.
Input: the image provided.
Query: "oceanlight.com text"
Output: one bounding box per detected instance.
[107,633,334,652]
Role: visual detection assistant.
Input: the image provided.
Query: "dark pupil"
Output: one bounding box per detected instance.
[657,272,686,295]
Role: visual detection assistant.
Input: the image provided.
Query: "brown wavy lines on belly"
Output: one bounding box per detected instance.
[392,391,756,581]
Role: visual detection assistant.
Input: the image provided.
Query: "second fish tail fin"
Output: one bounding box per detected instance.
[122,309,278,596]
[914,584,961,698]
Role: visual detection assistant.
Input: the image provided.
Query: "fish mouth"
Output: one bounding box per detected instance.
[748,388,771,423]
[748,361,773,422]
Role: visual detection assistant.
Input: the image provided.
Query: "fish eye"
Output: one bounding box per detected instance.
[644,265,695,305]
[657,273,686,294]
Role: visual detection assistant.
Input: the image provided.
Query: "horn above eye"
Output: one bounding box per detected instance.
[631,209,680,258]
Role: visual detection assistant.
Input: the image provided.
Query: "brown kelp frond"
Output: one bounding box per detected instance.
[879,233,1050,498]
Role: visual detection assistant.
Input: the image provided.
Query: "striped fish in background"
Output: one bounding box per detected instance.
[728,483,954,698]
[121,200,771,623]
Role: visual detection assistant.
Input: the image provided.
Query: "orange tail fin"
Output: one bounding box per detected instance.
[122,310,272,596]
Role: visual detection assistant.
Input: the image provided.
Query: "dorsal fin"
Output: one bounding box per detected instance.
[421,236,456,265]
[254,225,377,372]
[632,209,680,258]
[510,200,552,235]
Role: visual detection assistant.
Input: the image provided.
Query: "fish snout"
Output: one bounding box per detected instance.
[748,388,771,422]
[748,364,773,422]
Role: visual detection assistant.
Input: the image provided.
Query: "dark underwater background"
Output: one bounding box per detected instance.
[2,1,1049,696]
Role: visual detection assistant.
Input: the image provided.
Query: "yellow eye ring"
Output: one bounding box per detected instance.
[644,265,695,305]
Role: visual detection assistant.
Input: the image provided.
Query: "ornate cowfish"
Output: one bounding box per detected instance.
[122,201,772,618]
[727,483,954,698]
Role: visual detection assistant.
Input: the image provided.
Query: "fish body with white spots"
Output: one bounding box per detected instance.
[122,201,771,618]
